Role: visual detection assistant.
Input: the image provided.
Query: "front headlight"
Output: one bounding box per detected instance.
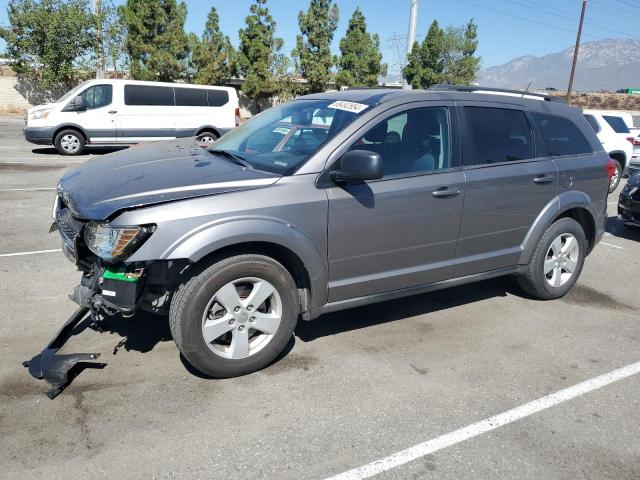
[30,108,52,120]
[84,222,154,261]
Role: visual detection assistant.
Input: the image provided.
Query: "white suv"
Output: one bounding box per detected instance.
[583,109,632,192]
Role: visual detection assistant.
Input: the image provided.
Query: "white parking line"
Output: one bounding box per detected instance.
[600,242,625,250]
[324,360,640,480]
[0,187,56,192]
[0,249,61,257]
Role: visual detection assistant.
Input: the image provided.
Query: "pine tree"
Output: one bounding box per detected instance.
[294,0,339,93]
[191,7,234,85]
[334,8,386,89]
[238,0,284,110]
[118,0,189,81]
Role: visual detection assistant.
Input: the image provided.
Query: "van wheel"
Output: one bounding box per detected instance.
[517,218,586,300]
[169,254,299,378]
[609,158,622,193]
[54,129,85,155]
[196,131,218,145]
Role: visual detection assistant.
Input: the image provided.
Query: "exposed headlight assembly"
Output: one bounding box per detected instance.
[84,222,154,261]
[30,108,52,120]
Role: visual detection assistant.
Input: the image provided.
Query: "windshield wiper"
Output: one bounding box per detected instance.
[207,149,253,169]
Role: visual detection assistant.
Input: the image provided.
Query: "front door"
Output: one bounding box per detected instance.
[68,83,118,144]
[453,104,558,277]
[326,104,465,303]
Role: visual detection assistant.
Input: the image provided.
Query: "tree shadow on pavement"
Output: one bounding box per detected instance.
[295,276,518,342]
[606,216,640,242]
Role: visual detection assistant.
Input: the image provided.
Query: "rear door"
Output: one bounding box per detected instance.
[453,103,558,277]
[325,102,465,302]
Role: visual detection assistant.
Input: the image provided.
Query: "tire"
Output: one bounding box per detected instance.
[169,254,299,378]
[609,158,622,193]
[54,129,85,155]
[517,218,586,300]
[196,130,218,145]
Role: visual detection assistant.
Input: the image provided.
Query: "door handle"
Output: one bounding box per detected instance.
[108,110,117,114]
[432,187,461,198]
[533,174,554,184]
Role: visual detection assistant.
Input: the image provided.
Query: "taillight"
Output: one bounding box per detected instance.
[235,107,241,127]
[626,136,640,146]
[605,158,617,181]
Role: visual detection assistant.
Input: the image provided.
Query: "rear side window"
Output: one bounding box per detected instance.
[584,114,600,133]
[533,113,593,157]
[462,107,534,166]
[124,85,174,106]
[603,115,630,134]
[207,89,229,107]
[175,88,208,107]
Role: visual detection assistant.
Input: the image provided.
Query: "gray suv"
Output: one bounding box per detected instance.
[52,86,610,378]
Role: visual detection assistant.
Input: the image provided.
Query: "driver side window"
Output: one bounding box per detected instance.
[79,84,113,109]
[350,107,451,177]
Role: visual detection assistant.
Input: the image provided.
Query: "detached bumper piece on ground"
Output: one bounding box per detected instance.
[23,307,106,399]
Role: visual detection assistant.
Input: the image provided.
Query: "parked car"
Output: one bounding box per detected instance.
[618,173,640,228]
[24,79,240,155]
[583,109,633,192]
[48,86,611,379]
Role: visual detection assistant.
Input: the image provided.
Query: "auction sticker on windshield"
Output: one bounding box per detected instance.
[328,101,369,114]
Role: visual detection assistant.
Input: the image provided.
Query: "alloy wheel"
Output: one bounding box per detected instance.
[544,233,580,288]
[60,134,80,153]
[201,277,282,359]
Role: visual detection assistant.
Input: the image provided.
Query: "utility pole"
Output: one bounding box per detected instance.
[402,0,419,90]
[93,0,105,79]
[566,0,586,102]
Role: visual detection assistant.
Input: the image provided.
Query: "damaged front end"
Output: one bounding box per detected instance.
[25,194,183,398]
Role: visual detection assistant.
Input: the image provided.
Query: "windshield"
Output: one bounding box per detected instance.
[55,81,90,103]
[210,99,369,175]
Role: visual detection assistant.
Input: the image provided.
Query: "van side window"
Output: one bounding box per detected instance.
[462,107,534,166]
[175,88,208,107]
[79,84,112,109]
[349,107,451,177]
[532,113,593,157]
[124,85,174,106]
[207,90,229,107]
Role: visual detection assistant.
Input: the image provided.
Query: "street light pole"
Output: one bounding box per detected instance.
[566,0,587,102]
[402,0,419,90]
[93,0,105,79]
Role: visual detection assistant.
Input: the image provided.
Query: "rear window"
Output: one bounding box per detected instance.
[584,114,600,133]
[462,107,534,166]
[175,87,208,107]
[207,89,229,107]
[533,113,593,156]
[603,115,630,134]
[124,85,174,106]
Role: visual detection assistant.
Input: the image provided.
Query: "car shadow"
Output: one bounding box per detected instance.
[31,146,129,156]
[605,216,640,242]
[295,276,517,342]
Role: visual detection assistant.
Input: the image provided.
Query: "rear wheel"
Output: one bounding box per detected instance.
[609,158,622,193]
[196,130,218,146]
[169,255,299,378]
[517,218,586,300]
[54,129,85,155]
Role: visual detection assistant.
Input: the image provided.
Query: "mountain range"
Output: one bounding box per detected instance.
[477,39,640,92]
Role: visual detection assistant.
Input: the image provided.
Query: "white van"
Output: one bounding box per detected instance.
[24,79,240,155]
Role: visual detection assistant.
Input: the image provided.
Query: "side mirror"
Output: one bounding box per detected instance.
[72,95,86,111]
[331,150,383,184]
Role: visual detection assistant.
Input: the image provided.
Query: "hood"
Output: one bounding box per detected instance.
[58,138,280,220]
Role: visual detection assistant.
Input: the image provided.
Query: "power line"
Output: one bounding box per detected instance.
[457,0,606,41]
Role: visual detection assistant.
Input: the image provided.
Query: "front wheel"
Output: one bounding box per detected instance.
[169,255,299,378]
[54,129,85,155]
[517,218,586,300]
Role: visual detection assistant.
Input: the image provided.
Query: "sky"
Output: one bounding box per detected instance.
[0,0,638,76]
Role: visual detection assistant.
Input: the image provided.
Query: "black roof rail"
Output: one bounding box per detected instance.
[427,84,566,103]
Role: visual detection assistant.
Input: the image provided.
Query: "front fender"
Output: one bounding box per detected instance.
[518,190,598,265]
[159,216,328,309]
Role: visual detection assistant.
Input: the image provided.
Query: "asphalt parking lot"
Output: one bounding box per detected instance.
[1,116,640,480]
